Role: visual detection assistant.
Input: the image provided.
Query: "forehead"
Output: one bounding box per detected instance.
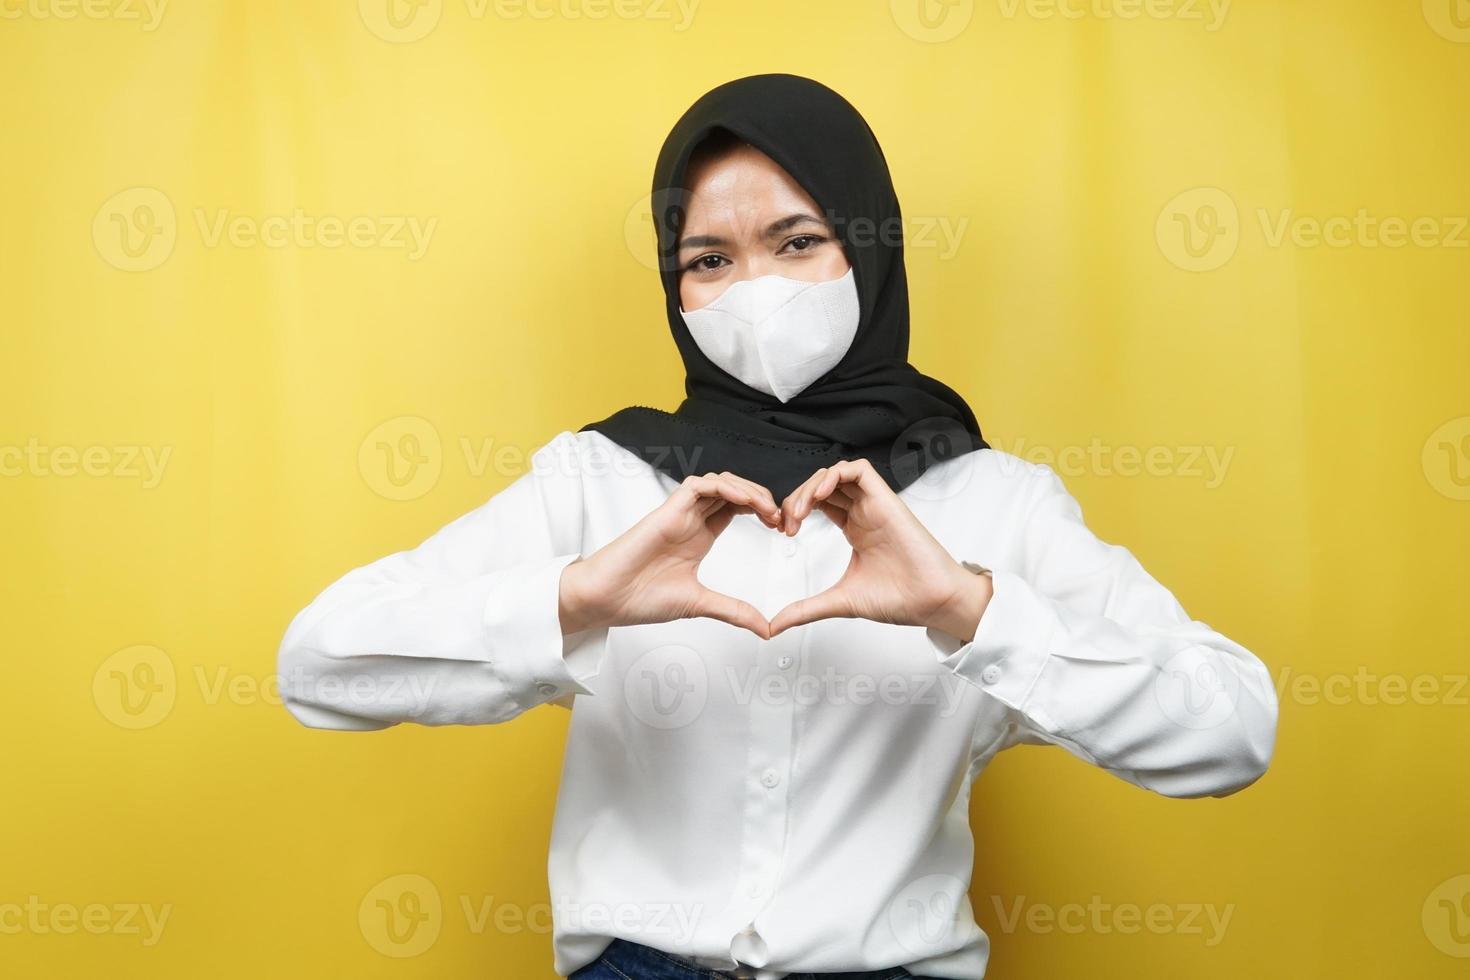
[681,143,824,228]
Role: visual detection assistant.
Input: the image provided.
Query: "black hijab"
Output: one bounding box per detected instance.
[582,73,986,502]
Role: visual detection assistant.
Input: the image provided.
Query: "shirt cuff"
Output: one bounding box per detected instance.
[482,553,608,708]
[926,568,1061,723]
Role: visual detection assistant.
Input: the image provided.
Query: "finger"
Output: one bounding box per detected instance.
[681,474,757,517]
[697,491,734,518]
[691,586,771,640]
[784,462,863,534]
[704,504,737,536]
[705,503,759,536]
[717,471,782,527]
[814,500,848,528]
[822,485,856,509]
[794,460,883,532]
[778,467,819,534]
[800,467,842,525]
[781,467,828,535]
[770,586,852,637]
[720,470,782,511]
[703,490,775,530]
[694,473,778,527]
[829,458,888,496]
[804,466,844,519]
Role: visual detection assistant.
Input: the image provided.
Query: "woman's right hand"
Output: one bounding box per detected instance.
[557,472,780,639]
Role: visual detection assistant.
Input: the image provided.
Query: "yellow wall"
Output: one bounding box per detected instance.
[3,1,1468,977]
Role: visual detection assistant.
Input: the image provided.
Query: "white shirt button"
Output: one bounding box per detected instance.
[759,768,780,788]
[776,655,794,670]
[782,538,799,557]
[536,682,558,697]
[980,664,1002,685]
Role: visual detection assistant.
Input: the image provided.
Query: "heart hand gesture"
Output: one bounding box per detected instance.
[770,459,992,641]
[558,471,781,639]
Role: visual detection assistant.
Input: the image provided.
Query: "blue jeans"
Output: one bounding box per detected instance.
[569,937,943,980]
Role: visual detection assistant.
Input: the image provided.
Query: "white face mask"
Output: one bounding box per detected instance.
[679,268,861,403]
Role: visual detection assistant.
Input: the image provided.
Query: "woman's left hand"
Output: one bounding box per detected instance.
[769,458,993,641]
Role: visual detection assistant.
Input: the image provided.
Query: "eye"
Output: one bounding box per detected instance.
[684,253,729,274]
[780,234,826,254]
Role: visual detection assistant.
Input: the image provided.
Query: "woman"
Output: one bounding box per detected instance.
[277,74,1278,980]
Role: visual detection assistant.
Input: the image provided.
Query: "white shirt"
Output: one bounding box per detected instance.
[276,428,1278,979]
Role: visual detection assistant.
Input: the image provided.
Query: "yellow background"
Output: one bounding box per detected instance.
[3,0,1469,976]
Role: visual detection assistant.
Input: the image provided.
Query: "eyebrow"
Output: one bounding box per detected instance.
[677,212,829,252]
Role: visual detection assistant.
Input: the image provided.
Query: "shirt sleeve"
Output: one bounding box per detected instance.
[928,462,1279,799]
[275,431,610,731]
